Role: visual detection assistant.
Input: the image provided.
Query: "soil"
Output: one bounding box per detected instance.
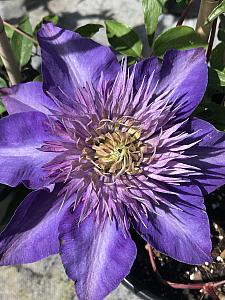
[126,186,225,300]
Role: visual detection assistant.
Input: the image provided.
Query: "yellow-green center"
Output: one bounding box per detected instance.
[91,127,145,176]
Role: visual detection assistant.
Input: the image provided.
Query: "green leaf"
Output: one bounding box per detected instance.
[0,77,7,114]
[33,14,59,37]
[0,102,5,114]
[75,24,103,38]
[0,77,7,88]
[11,16,33,67]
[141,0,167,45]
[33,74,42,82]
[0,102,6,114]
[43,14,59,24]
[0,25,14,67]
[206,0,225,24]
[208,67,225,87]
[4,25,14,39]
[105,20,142,57]
[153,26,207,57]
[210,43,225,72]
[218,15,225,42]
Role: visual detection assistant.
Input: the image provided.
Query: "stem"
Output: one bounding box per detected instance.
[0,17,21,85]
[145,244,205,290]
[203,284,220,300]
[145,244,225,299]
[3,20,38,46]
[176,0,195,26]
[195,0,219,42]
[207,18,217,62]
[213,279,225,288]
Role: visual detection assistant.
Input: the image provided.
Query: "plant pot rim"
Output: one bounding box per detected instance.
[122,277,164,300]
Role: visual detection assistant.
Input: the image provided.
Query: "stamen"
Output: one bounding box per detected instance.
[82,118,146,177]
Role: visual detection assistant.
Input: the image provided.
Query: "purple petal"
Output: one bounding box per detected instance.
[1,82,57,115]
[0,186,73,265]
[59,206,137,300]
[132,184,212,264]
[131,56,159,92]
[153,49,207,120]
[37,23,120,101]
[0,111,57,188]
[186,117,225,194]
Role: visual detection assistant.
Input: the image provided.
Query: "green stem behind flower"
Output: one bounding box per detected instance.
[0,17,21,85]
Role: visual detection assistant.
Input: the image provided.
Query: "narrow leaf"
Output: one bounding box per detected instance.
[75,24,103,38]
[11,16,33,67]
[105,20,142,57]
[141,0,167,45]
[206,0,225,24]
[153,26,207,57]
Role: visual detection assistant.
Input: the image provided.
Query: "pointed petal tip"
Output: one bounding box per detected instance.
[37,22,81,40]
[38,21,56,36]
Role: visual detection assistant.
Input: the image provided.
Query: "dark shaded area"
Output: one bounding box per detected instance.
[164,0,200,18]
[0,184,30,228]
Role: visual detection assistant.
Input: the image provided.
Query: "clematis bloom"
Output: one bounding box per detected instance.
[0,23,225,300]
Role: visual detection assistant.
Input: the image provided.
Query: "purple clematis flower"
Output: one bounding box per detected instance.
[0,22,225,299]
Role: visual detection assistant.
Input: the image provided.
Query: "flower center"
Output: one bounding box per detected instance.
[83,119,146,177]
